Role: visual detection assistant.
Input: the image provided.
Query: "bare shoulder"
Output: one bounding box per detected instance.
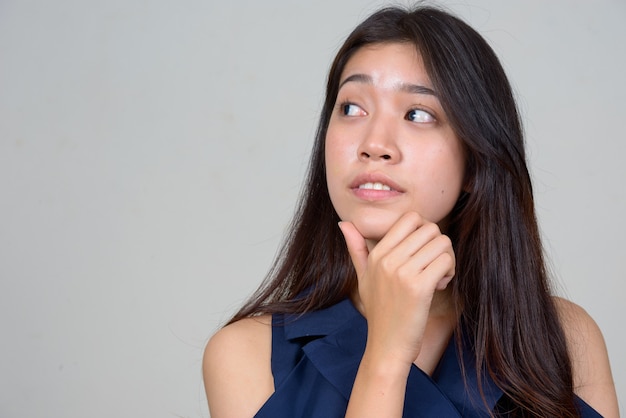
[203,314,274,418]
[553,297,620,417]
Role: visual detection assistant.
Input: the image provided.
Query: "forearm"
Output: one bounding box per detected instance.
[345,350,411,418]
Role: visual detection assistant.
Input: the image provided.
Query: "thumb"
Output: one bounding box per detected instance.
[338,221,369,278]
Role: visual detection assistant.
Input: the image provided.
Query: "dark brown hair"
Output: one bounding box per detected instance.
[229,5,579,417]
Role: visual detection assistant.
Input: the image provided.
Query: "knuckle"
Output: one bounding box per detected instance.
[379,255,396,274]
[396,264,414,282]
[434,234,452,249]
[404,211,423,226]
[439,251,455,267]
[423,222,441,238]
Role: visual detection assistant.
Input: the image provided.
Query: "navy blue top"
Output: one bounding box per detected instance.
[254,298,602,417]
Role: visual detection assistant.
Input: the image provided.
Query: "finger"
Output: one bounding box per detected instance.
[425,252,456,290]
[384,222,442,266]
[396,235,455,286]
[399,252,455,296]
[375,212,427,254]
[338,221,369,278]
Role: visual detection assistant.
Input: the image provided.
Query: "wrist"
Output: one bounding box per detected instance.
[358,348,413,383]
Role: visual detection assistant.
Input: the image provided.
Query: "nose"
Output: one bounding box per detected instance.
[357,114,401,163]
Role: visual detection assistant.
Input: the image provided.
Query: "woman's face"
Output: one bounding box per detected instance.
[325,42,465,242]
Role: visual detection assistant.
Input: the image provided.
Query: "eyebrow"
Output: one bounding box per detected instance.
[338,73,437,96]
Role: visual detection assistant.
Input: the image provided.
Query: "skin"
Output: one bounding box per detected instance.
[328,44,462,415]
[202,43,619,418]
[325,43,465,244]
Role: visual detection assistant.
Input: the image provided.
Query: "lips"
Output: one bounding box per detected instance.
[350,173,404,193]
[348,173,404,202]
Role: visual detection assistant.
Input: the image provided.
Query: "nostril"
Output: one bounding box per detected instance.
[360,152,371,159]
[382,154,391,160]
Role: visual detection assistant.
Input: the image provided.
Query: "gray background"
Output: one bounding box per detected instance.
[1,0,624,416]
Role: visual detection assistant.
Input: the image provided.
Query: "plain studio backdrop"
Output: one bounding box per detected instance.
[0,0,624,416]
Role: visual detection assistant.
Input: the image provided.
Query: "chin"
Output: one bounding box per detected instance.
[350,212,400,242]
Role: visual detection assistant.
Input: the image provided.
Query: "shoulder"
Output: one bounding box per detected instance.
[553,297,619,418]
[203,314,274,418]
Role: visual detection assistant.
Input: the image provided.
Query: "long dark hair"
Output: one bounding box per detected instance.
[229,5,579,417]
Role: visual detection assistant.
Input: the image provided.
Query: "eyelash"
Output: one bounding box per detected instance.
[337,101,364,117]
[405,108,436,123]
[337,101,436,123]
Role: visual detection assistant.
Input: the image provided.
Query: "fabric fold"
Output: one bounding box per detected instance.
[255,298,602,418]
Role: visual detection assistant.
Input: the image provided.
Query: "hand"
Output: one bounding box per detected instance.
[339,212,455,369]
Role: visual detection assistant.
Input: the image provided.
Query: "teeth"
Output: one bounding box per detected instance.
[359,182,392,191]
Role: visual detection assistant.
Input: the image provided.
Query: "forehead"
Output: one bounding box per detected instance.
[340,42,432,88]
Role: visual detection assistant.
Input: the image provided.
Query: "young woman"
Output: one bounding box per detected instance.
[203,5,618,417]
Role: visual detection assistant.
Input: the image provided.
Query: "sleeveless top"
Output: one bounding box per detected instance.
[254,298,602,417]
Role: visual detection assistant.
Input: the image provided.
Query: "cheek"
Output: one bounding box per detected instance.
[324,138,337,183]
[324,125,354,181]
[325,131,356,221]
[437,149,465,215]
[324,133,343,199]
[410,142,465,222]
[448,144,466,193]
[431,135,465,186]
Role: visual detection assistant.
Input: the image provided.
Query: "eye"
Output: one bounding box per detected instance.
[339,102,366,117]
[406,108,435,123]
